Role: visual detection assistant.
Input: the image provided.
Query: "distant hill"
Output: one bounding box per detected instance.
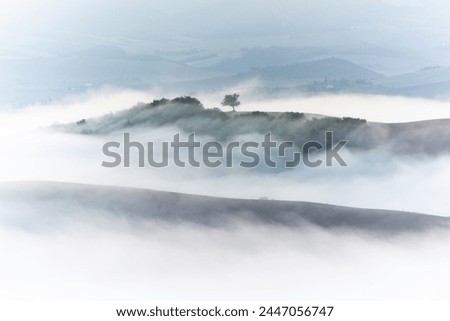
[0,45,218,106]
[170,57,386,92]
[210,46,332,73]
[377,66,450,98]
[241,57,385,86]
[380,66,450,88]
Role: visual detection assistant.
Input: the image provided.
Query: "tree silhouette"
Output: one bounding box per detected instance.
[221,93,240,112]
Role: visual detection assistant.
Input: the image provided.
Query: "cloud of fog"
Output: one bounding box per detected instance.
[0,203,449,300]
[0,88,160,130]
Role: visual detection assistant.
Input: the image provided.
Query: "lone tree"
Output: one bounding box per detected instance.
[221,93,240,112]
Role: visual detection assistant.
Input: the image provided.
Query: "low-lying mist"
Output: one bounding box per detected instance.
[1,221,449,300]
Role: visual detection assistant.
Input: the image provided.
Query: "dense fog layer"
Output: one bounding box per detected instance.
[1,212,449,300]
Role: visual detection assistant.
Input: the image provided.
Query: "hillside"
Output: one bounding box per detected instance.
[65,97,450,156]
[1,181,448,235]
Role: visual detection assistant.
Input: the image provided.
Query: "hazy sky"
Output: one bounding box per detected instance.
[1,0,450,54]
